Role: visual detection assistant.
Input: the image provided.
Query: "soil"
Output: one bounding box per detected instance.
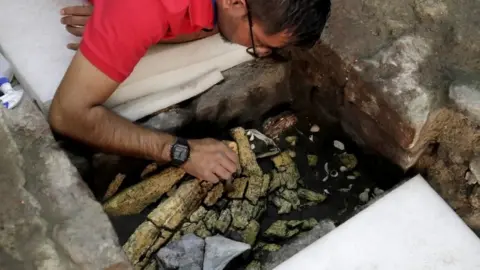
[415,108,480,233]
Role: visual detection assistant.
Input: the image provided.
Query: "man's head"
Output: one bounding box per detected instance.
[216,0,331,57]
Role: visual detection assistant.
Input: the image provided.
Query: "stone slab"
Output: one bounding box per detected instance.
[276,175,480,270]
[0,96,131,269]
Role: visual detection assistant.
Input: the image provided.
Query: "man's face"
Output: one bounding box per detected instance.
[216,0,291,58]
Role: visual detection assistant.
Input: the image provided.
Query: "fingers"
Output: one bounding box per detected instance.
[217,153,237,175]
[61,15,90,26]
[61,5,93,16]
[213,165,232,181]
[66,25,85,37]
[203,172,219,184]
[67,43,79,50]
[213,142,239,165]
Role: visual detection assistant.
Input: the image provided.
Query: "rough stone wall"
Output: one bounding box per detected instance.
[0,96,131,270]
[288,0,480,169]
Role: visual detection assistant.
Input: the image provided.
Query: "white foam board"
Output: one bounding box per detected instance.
[275,175,480,270]
[0,0,252,115]
[0,0,84,110]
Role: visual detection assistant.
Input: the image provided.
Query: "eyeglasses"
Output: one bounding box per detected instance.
[245,0,259,58]
[244,0,287,61]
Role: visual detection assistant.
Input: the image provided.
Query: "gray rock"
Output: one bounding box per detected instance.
[466,171,479,186]
[242,220,260,246]
[142,108,192,133]
[301,218,320,230]
[204,210,220,231]
[156,233,205,270]
[449,73,480,123]
[260,174,271,197]
[279,189,300,210]
[298,189,327,203]
[470,157,480,185]
[359,188,371,203]
[230,200,255,229]
[181,222,200,235]
[245,260,262,270]
[269,171,283,192]
[215,209,233,234]
[263,220,336,269]
[252,199,267,219]
[263,221,288,239]
[204,235,251,270]
[272,196,292,214]
[195,222,212,239]
[190,206,208,223]
[245,175,264,204]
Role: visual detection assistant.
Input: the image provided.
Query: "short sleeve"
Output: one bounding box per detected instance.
[80,0,168,82]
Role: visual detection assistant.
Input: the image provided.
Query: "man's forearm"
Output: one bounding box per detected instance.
[51,104,174,163]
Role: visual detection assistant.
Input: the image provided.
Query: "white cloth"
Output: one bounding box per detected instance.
[0,0,253,120]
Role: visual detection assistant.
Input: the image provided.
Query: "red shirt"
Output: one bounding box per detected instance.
[80,0,215,82]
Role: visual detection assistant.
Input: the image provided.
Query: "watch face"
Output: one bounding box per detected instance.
[173,144,189,162]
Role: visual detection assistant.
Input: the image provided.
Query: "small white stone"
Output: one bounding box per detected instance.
[469,157,480,185]
[310,124,320,133]
[340,166,347,172]
[246,130,252,136]
[333,140,345,150]
[309,135,315,142]
[374,187,384,196]
[347,175,356,180]
[330,170,339,177]
[250,144,255,150]
[324,189,330,195]
[249,134,255,141]
[359,188,370,203]
[339,184,353,193]
[322,176,329,182]
[466,171,480,185]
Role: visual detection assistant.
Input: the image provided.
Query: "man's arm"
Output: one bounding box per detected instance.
[49,51,174,162]
[48,51,239,182]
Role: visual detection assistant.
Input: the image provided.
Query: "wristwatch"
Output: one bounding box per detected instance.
[170,137,190,167]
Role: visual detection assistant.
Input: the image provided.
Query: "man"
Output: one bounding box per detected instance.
[48,0,330,183]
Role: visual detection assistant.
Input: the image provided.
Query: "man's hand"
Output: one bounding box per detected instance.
[49,51,239,183]
[60,4,93,50]
[182,139,239,183]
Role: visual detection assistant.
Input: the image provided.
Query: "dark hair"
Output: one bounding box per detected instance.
[248,0,331,48]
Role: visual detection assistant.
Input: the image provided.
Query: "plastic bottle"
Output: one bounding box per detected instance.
[0,77,23,109]
[0,52,23,109]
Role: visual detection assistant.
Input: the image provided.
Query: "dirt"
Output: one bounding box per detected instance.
[415,108,480,232]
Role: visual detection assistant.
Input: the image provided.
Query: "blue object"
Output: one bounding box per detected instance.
[0,76,9,87]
